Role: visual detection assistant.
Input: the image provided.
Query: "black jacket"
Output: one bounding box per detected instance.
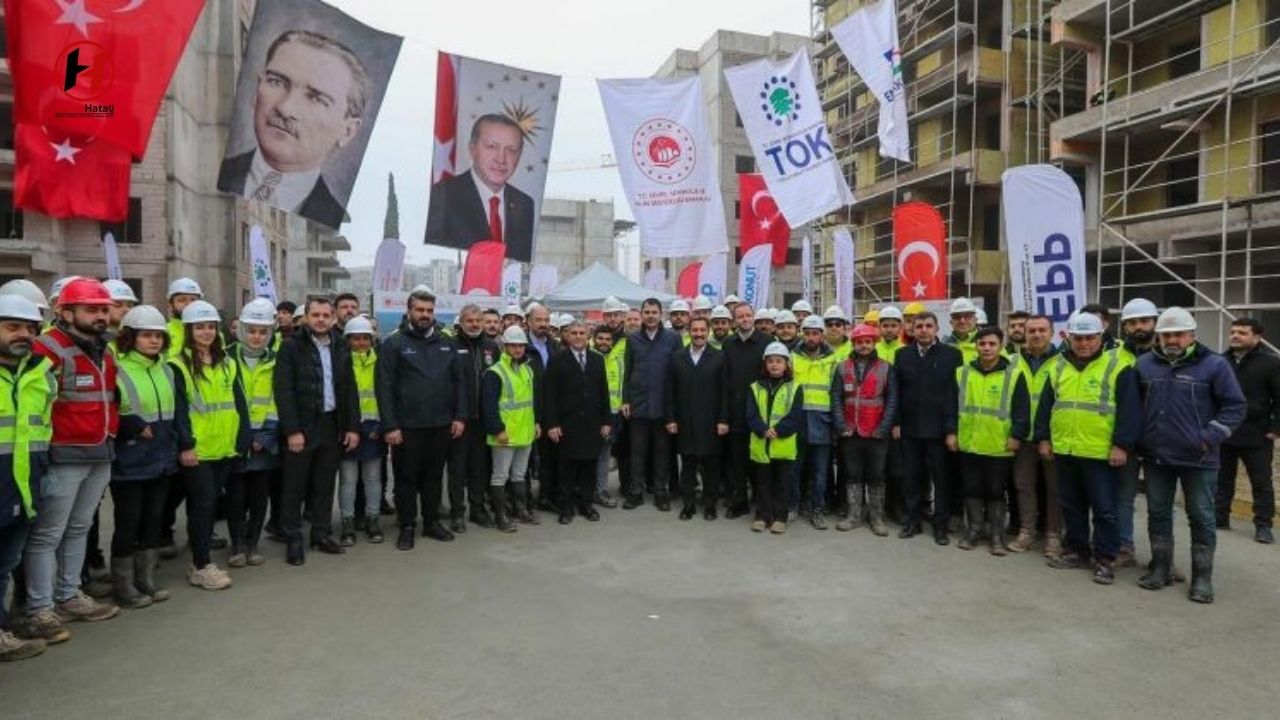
[453,331,500,421]
[542,347,612,460]
[526,335,561,422]
[665,345,730,457]
[893,341,963,439]
[722,331,772,431]
[1223,345,1280,448]
[623,326,682,420]
[217,150,345,229]
[376,321,466,432]
[273,330,359,439]
[424,170,536,263]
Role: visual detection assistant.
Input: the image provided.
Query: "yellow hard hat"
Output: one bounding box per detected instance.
[863,309,880,323]
[903,301,926,316]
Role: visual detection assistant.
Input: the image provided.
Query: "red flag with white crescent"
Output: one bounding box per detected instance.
[676,262,701,299]
[460,241,505,295]
[893,201,948,300]
[14,124,131,221]
[738,173,790,267]
[432,52,459,183]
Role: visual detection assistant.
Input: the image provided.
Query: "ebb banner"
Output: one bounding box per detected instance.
[1002,165,1087,333]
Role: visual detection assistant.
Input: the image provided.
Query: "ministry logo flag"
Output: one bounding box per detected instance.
[599,76,728,258]
[724,47,854,227]
[831,0,911,163]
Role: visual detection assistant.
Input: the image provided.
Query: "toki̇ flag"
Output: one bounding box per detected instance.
[738,173,790,267]
[13,123,131,221]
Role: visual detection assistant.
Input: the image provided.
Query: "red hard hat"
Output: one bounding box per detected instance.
[850,323,879,341]
[57,278,115,307]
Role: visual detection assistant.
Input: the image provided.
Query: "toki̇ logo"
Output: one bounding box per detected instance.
[759,75,800,127]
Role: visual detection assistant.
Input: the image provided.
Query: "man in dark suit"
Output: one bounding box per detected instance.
[218,30,370,228]
[543,321,612,524]
[425,114,536,263]
[666,317,730,520]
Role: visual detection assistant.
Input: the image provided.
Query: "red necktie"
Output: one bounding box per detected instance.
[488,196,504,245]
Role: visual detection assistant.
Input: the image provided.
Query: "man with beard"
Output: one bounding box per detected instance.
[875,306,904,363]
[1112,298,1159,566]
[1216,318,1280,544]
[481,308,502,340]
[710,305,733,347]
[791,299,814,325]
[524,304,562,512]
[666,317,729,520]
[592,325,623,507]
[1005,310,1030,356]
[273,301,297,352]
[621,299,681,510]
[668,300,691,340]
[333,293,360,332]
[624,309,642,335]
[773,311,800,351]
[791,316,838,528]
[501,305,525,332]
[165,278,203,359]
[1009,315,1063,556]
[944,298,980,365]
[722,304,770,517]
[447,304,500,532]
[823,306,852,362]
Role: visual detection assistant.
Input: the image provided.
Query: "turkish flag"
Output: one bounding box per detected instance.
[432,52,459,183]
[14,124,131,221]
[739,174,790,267]
[893,201,948,300]
[676,262,702,298]
[6,0,208,157]
[459,241,506,295]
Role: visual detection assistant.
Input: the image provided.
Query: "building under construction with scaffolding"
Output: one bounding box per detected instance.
[811,0,1280,347]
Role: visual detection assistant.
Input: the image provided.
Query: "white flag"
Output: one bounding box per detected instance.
[248,225,278,303]
[833,227,856,322]
[801,235,813,303]
[831,0,911,163]
[528,264,559,298]
[372,237,406,293]
[738,244,773,309]
[724,47,854,227]
[101,233,122,281]
[642,267,666,293]
[501,263,523,305]
[599,76,729,258]
[697,253,728,303]
[1002,165,1087,334]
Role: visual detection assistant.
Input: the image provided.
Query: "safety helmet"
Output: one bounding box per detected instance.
[0,295,44,324]
[1155,307,1197,333]
[602,296,627,314]
[791,299,814,314]
[1120,298,1160,322]
[553,313,574,328]
[669,299,690,314]
[863,309,880,324]
[102,279,139,304]
[58,278,114,307]
[167,277,203,299]
[903,301,926,316]
[851,323,879,341]
[975,308,989,326]
[723,294,742,305]
[293,306,305,320]
[343,316,375,336]
[48,276,83,302]
[692,295,713,312]
[525,302,544,316]
[501,326,529,345]
[239,298,277,327]
[800,315,824,332]
[0,279,51,311]
[181,300,221,325]
[879,306,904,322]
[1065,312,1104,336]
[763,341,791,359]
[710,305,732,321]
[756,308,776,322]
[120,305,168,332]
[822,305,848,323]
[502,304,525,319]
[774,310,798,326]
[949,297,977,316]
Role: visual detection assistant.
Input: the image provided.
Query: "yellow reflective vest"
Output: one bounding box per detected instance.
[351,348,378,423]
[955,361,1021,457]
[233,347,277,430]
[875,338,903,364]
[792,347,837,413]
[0,356,56,519]
[749,380,799,463]
[486,355,535,447]
[1046,351,1124,461]
[174,354,242,462]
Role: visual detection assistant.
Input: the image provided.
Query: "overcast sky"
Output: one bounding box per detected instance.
[327,0,810,266]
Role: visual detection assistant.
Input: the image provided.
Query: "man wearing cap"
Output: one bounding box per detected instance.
[1080,303,1119,350]
[668,300,691,340]
[709,305,733,347]
[621,298,681,510]
[791,299,814,325]
[754,308,777,338]
[1216,317,1280,544]
[944,298,979,365]
[1009,314,1063,556]
[901,302,926,346]
[774,311,800,351]
[599,298,631,507]
[501,305,525,332]
[791,315,838,528]
[723,295,742,315]
[1035,312,1143,585]
[101,280,138,348]
[823,306,852,363]
[876,307,905,364]
[722,303,769,517]
[165,278,204,359]
[1134,308,1244,603]
[691,296,713,322]
[1112,298,1160,565]
[833,323,897,535]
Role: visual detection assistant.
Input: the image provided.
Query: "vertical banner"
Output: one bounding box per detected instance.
[830,0,912,162]
[1002,165,1087,332]
[738,244,773,310]
[833,227,855,322]
[724,47,854,226]
[676,262,702,299]
[501,262,523,306]
[739,173,791,267]
[426,53,561,263]
[698,253,728,303]
[248,225,278,303]
[598,76,729,258]
[642,267,666,293]
[528,264,559,298]
[893,201,948,300]
[801,235,813,303]
[372,237,407,293]
[101,233,123,282]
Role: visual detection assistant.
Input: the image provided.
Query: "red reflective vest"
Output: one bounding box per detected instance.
[840,357,889,438]
[34,329,119,446]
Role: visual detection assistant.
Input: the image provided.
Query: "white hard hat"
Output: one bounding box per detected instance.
[724,294,742,305]
[801,315,825,331]
[0,279,51,311]
[49,276,83,302]
[669,299,690,314]
[1155,307,1197,333]
[239,298,277,327]
[756,308,776,322]
[822,305,847,323]
[763,341,791,359]
[553,313,574,328]
[692,295,713,312]
[949,297,977,315]
[343,316,375,336]
[410,284,433,296]
[0,295,44,324]
[602,296,627,314]
[975,308,989,325]
[1120,298,1160,322]
[774,310,798,326]
[102,279,139,304]
[167,277,203,299]
[710,305,732,321]
[525,302,545,316]
[120,305,168,332]
[501,326,529,344]
[1066,312,1104,336]
[181,300,221,325]
[502,304,524,318]
[878,306,903,322]
[293,305,305,319]
[791,299,813,314]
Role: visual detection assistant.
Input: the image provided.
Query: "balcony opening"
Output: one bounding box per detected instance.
[1261,120,1280,193]
[99,198,143,244]
[981,204,1000,251]
[1269,0,1280,47]
[0,102,12,150]
[1165,156,1199,207]
[1167,39,1200,80]
[734,155,755,174]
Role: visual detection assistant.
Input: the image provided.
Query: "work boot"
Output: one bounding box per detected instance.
[0,630,46,662]
[158,541,179,560]
[1256,526,1274,544]
[988,500,1008,557]
[18,609,71,644]
[55,592,119,622]
[1115,545,1137,568]
[1138,536,1174,590]
[1092,560,1115,585]
[1043,534,1063,560]
[470,502,495,529]
[491,487,515,533]
[511,483,539,525]
[134,550,170,603]
[340,518,357,548]
[449,515,467,534]
[1007,530,1034,553]
[809,510,827,530]
[1188,543,1215,604]
[396,525,416,551]
[837,484,865,531]
[82,570,113,600]
[365,516,385,544]
[867,483,888,537]
[110,556,152,610]
[959,499,983,550]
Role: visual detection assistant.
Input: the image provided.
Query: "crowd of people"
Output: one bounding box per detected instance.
[0,274,1276,664]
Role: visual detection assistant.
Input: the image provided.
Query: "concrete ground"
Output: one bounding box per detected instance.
[2,490,1277,719]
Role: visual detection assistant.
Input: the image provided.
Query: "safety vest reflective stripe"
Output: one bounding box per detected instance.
[1048,352,1123,461]
[957,365,1017,421]
[794,352,836,412]
[488,357,535,446]
[749,381,798,462]
[175,357,241,461]
[0,441,50,454]
[956,363,1019,457]
[1052,353,1120,414]
[0,357,56,518]
[351,350,378,423]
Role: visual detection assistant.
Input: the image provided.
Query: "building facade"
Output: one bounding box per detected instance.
[533,197,616,283]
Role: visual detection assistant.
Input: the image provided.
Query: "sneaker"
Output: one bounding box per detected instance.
[1115,546,1137,568]
[366,517,385,544]
[246,551,266,566]
[1043,535,1063,560]
[809,513,827,531]
[187,563,233,591]
[0,630,46,661]
[1047,552,1085,569]
[1007,531,1034,553]
[17,609,70,644]
[1256,526,1274,544]
[769,521,787,535]
[54,592,119,623]
[750,519,767,532]
[227,553,247,568]
[1092,561,1115,585]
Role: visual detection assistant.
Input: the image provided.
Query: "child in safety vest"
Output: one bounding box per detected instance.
[746,342,804,534]
[338,316,385,545]
[481,326,541,532]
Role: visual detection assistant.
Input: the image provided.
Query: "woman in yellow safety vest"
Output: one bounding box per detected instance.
[746,342,804,535]
[173,301,248,591]
[226,299,279,569]
[338,316,385,545]
[482,326,541,532]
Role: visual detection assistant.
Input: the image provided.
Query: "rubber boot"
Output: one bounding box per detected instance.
[867,483,888,536]
[111,556,152,610]
[987,499,1008,556]
[1138,536,1173,590]
[836,484,865,531]
[958,499,983,550]
[133,550,170,603]
[491,487,515,533]
[511,483,539,525]
[1188,543,1215,604]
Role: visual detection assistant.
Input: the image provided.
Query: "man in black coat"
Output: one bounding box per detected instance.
[665,317,729,520]
[622,298,683,511]
[448,304,501,533]
[524,304,562,513]
[892,312,962,544]
[543,321,612,524]
[273,297,361,564]
[1216,317,1280,543]
[721,304,771,518]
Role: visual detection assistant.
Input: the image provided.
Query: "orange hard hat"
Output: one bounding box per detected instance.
[57,278,114,307]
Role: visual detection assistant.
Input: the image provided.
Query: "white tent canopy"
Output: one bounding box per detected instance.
[541,262,677,311]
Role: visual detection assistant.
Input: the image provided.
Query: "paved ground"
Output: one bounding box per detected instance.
[3,491,1277,719]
